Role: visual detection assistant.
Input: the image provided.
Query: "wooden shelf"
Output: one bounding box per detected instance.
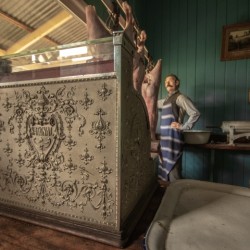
[185,143,250,151]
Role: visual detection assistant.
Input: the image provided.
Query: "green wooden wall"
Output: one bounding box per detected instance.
[134,0,250,187]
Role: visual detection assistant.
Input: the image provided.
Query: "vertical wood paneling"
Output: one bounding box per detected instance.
[168,0,180,75]
[244,156,250,187]
[214,0,227,127]
[136,0,250,187]
[235,60,247,120]
[194,0,209,177]
[160,0,171,98]
[233,152,245,186]
[178,0,189,176]
[234,26,250,187]
[178,0,188,95]
[204,0,217,126]
[224,0,237,122]
[186,0,197,100]
[235,0,249,120]
[141,0,163,59]
[213,0,228,185]
[139,0,166,98]
[222,0,240,184]
[195,0,206,129]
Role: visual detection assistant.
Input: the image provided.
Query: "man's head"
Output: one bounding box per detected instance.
[164,74,180,94]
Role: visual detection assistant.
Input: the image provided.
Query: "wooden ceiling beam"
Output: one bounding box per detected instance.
[0,49,6,56]
[6,10,73,55]
[57,0,87,24]
[0,10,31,31]
[0,10,59,48]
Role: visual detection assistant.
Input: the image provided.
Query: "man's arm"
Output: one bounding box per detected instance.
[157,99,165,109]
[176,95,200,130]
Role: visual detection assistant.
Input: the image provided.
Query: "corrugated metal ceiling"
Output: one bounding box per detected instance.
[0,0,88,56]
[0,0,150,61]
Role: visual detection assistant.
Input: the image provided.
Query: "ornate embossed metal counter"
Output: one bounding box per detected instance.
[0,32,157,247]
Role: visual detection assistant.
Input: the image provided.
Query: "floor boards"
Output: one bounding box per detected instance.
[0,185,167,250]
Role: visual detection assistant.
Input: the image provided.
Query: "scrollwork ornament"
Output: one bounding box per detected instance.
[64,156,77,175]
[2,96,12,112]
[89,108,112,151]
[8,102,25,135]
[49,153,64,171]
[64,134,77,150]
[15,152,25,168]
[96,158,114,219]
[78,165,91,182]
[78,158,114,219]
[97,82,112,101]
[60,86,86,142]
[0,113,5,142]
[3,142,13,157]
[80,145,94,165]
[79,89,94,110]
[0,81,116,220]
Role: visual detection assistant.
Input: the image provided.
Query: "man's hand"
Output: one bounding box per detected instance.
[171,122,181,129]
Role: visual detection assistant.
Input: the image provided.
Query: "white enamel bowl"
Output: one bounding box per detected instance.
[183,130,211,144]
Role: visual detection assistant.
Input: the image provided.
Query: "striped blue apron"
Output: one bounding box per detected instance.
[158,93,184,181]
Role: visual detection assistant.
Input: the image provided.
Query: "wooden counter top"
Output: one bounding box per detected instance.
[185,143,250,151]
[151,139,250,152]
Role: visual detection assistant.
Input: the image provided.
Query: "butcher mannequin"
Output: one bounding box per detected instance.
[158,74,200,182]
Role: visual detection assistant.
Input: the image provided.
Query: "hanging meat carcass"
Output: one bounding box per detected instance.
[142,59,162,140]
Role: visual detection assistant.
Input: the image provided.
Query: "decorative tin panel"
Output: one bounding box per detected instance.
[113,44,156,223]
[0,74,118,229]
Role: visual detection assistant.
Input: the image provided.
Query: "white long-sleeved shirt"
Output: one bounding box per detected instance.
[158,92,200,130]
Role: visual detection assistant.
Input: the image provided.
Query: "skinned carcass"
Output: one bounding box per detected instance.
[142,59,162,140]
[85,5,110,40]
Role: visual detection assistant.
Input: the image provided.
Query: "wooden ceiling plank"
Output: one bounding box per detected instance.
[6,10,73,54]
